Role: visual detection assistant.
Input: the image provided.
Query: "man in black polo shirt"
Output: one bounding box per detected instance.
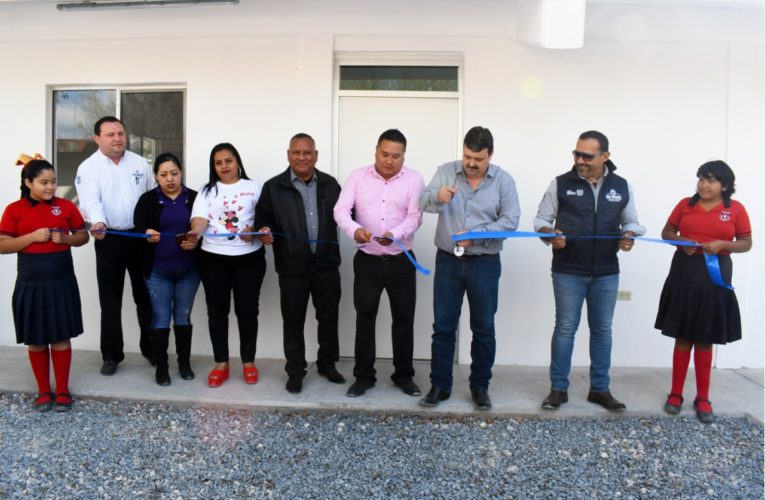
[533,130,645,412]
[255,133,344,394]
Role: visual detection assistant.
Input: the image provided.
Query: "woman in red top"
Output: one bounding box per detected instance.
[655,160,752,423]
[0,156,89,412]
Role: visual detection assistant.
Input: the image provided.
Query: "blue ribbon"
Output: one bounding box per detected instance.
[451,230,732,289]
[704,253,734,290]
[88,228,432,276]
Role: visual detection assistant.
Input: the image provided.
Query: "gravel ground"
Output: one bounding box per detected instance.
[0,393,761,499]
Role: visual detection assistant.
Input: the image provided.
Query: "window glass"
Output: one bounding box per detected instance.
[121,91,184,169]
[53,90,116,187]
[340,66,458,92]
[52,88,184,200]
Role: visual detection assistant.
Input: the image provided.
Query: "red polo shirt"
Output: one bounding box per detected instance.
[667,197,751,255]
[0,197,85,254]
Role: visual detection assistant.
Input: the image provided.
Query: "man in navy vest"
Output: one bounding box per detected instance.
[533,130,645,412]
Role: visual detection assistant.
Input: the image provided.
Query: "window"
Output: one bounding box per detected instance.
[339,66,459,92]
[52,87,184,196]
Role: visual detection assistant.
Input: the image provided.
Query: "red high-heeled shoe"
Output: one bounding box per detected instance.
[208,365,230,388]
[243,365,259,384]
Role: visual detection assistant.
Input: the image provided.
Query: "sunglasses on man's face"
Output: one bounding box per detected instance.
[572,150,599,161]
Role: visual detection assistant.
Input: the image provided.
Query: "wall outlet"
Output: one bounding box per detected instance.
[617,290,632,301]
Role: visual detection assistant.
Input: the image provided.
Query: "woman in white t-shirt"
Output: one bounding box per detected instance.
[188,143,267,388]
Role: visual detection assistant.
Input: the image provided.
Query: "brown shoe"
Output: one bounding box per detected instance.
[541,389,568,410]
[587,390,626,412]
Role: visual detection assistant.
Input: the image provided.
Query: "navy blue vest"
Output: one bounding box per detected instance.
[552,166,628,276]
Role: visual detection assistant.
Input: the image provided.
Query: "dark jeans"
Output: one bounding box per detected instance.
[279,267,341,378]
[198,248,266,363]
[430,250,500,392]
[95,232,152,363]
[145,267,201,329]
[352,250,416,384]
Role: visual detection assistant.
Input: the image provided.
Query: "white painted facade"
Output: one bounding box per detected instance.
[0,0,762,369]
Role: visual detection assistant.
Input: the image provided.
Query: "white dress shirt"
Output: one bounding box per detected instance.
[75,149,155,230]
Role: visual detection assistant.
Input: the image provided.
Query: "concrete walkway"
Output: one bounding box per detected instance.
[0,346,761,423]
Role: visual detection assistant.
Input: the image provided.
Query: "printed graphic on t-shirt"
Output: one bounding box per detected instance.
[210,194,246,240]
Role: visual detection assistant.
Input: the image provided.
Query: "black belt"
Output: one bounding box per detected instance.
[438,249,489,260]
[360,251,406,261]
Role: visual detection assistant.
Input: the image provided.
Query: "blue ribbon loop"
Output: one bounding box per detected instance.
[451,230,731,289]
[703,253,734,290]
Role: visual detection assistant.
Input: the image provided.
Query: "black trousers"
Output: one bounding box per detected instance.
[279,267,341,378]
[198,248,266,363]
[94,233,152,363]
[352,250,416,384]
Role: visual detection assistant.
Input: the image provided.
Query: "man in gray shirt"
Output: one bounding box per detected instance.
[255,133,344,394]
[418,126,520,411]
[533,130,645,412]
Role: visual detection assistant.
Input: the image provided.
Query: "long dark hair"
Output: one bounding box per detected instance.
[689,160,736,208]
[20,159,55,199]
[202,143,250,196]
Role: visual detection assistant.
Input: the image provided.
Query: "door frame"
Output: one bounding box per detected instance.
[331,52,466,361]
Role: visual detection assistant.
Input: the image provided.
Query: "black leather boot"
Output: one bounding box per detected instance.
[151,328,171,386]
[174,324,195,380]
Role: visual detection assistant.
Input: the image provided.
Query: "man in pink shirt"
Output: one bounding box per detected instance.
[334,129,425,398]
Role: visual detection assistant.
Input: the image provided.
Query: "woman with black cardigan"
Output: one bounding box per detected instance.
[133,153,200,386]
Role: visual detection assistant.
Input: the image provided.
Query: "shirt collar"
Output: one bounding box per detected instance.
[290,167,317,185]
[96,149,125,165]
[156,185,188,203]
[368,164,406,182]
[25,195,54,207]
[456,161,497,179]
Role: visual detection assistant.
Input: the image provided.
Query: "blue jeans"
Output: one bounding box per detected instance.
[145,267,201,329]
[550,272,619,392]
[430,250,500,392]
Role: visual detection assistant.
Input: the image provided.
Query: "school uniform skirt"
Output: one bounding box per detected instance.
[654,251,741,345]
[13,250,84,345]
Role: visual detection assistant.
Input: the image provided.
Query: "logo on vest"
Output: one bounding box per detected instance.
[566,189,584,196]
[51,205,62,216]
[605,189,622,202]
[719,210,731,222]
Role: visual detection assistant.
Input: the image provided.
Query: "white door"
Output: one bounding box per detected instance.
[337,95,460,359]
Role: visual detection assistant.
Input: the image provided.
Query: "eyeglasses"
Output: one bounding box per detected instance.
[572,150,599,161]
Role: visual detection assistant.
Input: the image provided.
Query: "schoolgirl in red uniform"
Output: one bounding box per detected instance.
[655,160,752,423]
[0,155,89,412]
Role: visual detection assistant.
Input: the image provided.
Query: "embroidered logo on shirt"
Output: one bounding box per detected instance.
[719,210,731,222]
[605,189,622,202]
[75,176,81,185]
[51,206,62,216]
[132,170,145,186]
[566,189,584,196]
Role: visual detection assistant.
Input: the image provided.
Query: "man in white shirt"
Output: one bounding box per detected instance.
[75,116,155,375]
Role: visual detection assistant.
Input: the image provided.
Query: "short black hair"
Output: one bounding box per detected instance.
[689,160,737,208]
[94,116,124,136]
[463,126,493,155]
[153,152,183,175]
[578,130,609,153]
[377,129,407,151]
[290,133,315,146]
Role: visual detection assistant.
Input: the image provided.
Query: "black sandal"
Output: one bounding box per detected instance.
[33,392,54,412]
[663,393,683,415]
[693,398,714,423]
[54,392,74,413]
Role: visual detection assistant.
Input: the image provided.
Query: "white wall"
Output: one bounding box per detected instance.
[0,0,761,368]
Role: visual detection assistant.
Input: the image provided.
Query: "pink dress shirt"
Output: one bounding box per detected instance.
[334,164,424,255]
